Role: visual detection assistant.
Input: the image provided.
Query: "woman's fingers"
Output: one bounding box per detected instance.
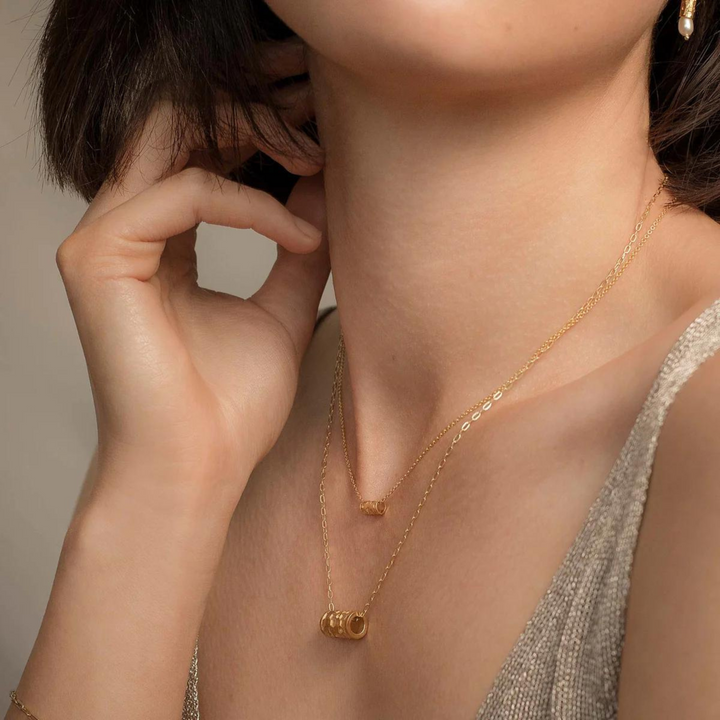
[206,83,322,178]
[57,168,322,290]
[246,84,323,176]
[75,106,172,229]
[81,79,320,230]
[251,174,329,357]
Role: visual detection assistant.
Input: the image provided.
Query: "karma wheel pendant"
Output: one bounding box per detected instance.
[360,500,387,516]
[320,610,368,640]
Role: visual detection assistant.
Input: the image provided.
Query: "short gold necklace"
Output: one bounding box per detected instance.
[336,178,672,517]
[319,178,669,640]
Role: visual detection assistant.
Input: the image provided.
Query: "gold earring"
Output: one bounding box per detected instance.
[679,0,697,40]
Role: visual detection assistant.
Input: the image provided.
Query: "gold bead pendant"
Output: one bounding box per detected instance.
[360,500,387,516]
[320,610,368,640]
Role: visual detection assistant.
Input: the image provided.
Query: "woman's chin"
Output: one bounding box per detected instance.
[271,0,662,101]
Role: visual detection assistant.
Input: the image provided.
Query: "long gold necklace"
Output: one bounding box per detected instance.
[319,179,669,640]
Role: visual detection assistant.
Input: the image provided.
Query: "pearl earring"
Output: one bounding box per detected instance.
[678,0,697,40]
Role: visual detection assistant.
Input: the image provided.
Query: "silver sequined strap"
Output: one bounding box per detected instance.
[181,640,200,720]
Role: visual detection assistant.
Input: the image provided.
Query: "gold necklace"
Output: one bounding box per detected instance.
[319,178,669,640]
[335,178,671,517]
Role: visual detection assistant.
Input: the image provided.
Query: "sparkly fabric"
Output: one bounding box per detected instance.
[476,295,720,719]
[183,297,720,720]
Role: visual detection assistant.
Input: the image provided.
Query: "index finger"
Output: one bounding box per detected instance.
[79,40,310,230]
[77,100,189,230]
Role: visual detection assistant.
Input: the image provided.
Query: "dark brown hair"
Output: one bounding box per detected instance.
[34,0,306,203]
[34,0,720,216]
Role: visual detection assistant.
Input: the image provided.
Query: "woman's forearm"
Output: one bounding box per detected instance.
[6,464,239,720]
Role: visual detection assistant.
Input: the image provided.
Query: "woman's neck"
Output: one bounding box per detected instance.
[309,40,670,494]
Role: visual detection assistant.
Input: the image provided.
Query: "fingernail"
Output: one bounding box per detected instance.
[294,217,322,243]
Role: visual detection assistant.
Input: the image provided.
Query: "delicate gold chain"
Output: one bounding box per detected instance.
[9,691,42,720]
[335,178,669,508]
[319,177,670,618]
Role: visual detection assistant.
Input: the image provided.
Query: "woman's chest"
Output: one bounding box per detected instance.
[195,386,635,719]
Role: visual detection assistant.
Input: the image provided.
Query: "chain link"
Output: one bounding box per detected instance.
[319,177,670,617]
[9,692,41,720]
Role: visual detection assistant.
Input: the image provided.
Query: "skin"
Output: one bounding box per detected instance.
[6,1,720,718]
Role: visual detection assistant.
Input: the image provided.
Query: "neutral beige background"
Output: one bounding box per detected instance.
[0,0,335,690]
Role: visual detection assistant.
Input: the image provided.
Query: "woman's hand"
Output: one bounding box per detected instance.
[4,40,328,720]
[57,41,328,512]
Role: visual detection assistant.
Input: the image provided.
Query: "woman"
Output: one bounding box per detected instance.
[6,0,720,717]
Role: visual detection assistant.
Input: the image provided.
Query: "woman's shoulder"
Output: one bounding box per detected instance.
[617,293,720,719]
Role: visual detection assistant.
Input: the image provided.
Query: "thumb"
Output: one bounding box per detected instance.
[251,173,330,358]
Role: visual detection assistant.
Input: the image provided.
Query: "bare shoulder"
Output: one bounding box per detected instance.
[617,334,720,719]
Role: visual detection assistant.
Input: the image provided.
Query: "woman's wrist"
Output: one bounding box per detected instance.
[91,442,249,513]
[64,456,246,564]
[13,462,236,720]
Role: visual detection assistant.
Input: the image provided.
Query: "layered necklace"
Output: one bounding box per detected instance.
[319,178,669,640]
